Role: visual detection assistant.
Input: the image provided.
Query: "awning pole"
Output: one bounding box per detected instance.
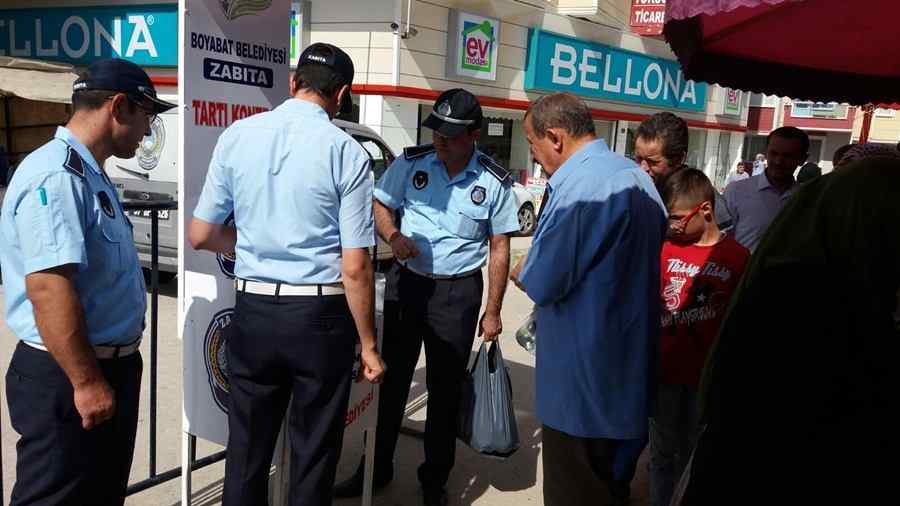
[859,104,874,144]
[3,97,13,167]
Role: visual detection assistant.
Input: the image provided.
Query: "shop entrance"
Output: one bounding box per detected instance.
[478,117,513,170]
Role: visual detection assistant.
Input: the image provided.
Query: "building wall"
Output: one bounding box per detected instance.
[820,131,851,173]
[309,0,396,87]
[781,104,855,131]
[394,0,745,129]
[747,106,775,133]
[865,111,900,144]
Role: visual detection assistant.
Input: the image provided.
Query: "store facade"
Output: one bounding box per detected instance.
[303,0,748,189]
[0,0,177,166]
[2,0,750,187]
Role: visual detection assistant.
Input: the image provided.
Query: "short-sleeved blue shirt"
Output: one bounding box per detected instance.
[0,127,146,345]
[193,99,375,284]
[373,147,519,275]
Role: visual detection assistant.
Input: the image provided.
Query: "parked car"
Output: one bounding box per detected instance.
[511,182,537,236]
[107,114,537,282]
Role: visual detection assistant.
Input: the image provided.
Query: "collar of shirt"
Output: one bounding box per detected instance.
[430,149,481,186]
[547,138,608,192]
[54,126,102,176]
[756,171,795,195]
[277,98,330,120]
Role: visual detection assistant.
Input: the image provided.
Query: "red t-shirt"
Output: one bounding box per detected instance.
[659,234,750,387]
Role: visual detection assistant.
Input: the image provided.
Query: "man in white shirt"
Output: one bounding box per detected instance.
[724,161,751,188]
[724,127,808,252]
[752,153,767,176]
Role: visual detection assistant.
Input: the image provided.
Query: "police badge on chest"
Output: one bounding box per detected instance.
[413,170,429,190]
[97,191,116,218]
[470,185,486,205]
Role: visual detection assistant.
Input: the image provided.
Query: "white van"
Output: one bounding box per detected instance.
[106,113,536,281]
[105,114,400,280]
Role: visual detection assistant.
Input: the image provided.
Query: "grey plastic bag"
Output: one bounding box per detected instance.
[457,341,520,458]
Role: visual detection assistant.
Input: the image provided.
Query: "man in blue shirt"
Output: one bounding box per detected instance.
[189,43,385,506]
[512,93,667,506]
[0,58,174,506]
[335,89,520,506]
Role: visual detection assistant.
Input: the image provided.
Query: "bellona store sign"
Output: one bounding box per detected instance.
[525,28,707,112]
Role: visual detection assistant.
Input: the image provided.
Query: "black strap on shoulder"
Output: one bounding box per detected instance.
[478,154,510,182]
[62,145,86,179]
[403,144,435,160]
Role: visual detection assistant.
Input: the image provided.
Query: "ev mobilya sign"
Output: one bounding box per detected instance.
[0,4,177,67]
[446,9,499,82]
[525,29,707,112]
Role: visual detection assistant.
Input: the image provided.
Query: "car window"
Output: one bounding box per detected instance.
[353,136,395,182]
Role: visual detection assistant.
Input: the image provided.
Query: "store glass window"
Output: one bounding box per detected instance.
[354,136,395,182]
[479,117,514,173]
[625,125,707,170]
[807,138,823,164]
[715,132,731,188]
[743,135,768,162]
[594,120,614,145]
[687,128,707,169]
[417,104,533,183]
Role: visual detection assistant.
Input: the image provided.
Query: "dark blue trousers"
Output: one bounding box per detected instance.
[373,267,483,490]
[222,292,356,506]
[5,342,142,506]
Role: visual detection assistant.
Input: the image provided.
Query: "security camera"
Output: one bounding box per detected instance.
[390,22,417,38]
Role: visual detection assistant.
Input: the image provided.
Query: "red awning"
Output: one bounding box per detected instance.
[663,0,900,105]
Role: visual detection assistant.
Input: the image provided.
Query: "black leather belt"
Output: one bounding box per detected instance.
[401,264,481,280]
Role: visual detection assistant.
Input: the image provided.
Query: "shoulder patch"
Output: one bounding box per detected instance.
[403,144,435,160]
[63,146,86,179]
[478,154,510,182]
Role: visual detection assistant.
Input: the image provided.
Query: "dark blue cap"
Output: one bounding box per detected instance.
[297,43,355,114]
[73,58,175,114]
[423,88,483,138]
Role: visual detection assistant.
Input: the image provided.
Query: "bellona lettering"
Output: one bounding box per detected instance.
[550,42,697,105]
[0,15,156,59]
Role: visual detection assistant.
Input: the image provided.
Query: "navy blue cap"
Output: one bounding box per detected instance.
[423,88,483,138]
[297,43,355,113]
[73,58,175,114]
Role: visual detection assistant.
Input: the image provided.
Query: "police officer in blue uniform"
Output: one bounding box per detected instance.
[0,58,174,506]
[189,43,386,506]
[335,89,520,506]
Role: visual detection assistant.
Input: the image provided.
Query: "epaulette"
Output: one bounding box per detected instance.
[63,146,86,179]
[478,154,510,182]
[403,144,435,160]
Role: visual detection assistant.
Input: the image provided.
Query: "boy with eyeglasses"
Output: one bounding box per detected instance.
[650,168,749,506]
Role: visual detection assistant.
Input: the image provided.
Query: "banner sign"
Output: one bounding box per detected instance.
[0,4,177,66]
[181,0,381,447]
[181,0,289,446]
[630,0,666,36]
[525,28,708,113]
[445,9,500,82]
[723,87,742,116]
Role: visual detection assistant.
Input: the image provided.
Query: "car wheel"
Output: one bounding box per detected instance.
[517,203,536,236]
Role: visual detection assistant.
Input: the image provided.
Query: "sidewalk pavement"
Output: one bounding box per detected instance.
[0,237,651,505]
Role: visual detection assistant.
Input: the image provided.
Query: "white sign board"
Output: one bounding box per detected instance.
[180,0,290,445]
[445,9,500,82]
[180,0,382,450]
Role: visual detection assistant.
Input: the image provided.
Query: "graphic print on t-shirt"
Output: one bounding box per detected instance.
[659,236,750,386]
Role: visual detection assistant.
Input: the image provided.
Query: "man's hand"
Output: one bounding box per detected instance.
[74,379,116,430]
[358,347,387,384]
[509,253,528,291]
[479,312,503,341]
[389,232,420,260]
